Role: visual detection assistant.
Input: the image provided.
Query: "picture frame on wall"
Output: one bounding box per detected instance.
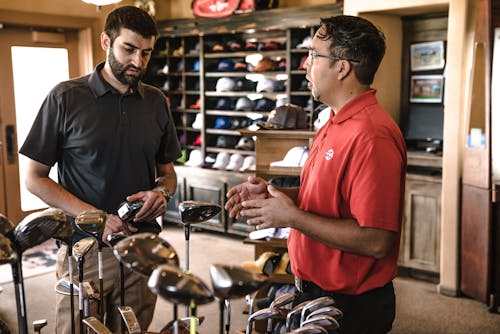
[410,40,445,71]
[410,75,444,103]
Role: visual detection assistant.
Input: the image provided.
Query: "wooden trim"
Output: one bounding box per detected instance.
[0,9,97,30]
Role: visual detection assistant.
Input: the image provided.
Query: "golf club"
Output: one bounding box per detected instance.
[209,263,268,334]
[75,209,107,321]
[148,264,214,334]
[82,316,112,334]
[106,233,127,334]
[300,315,339,331]
[52,215,77,334]
[306,306,343,322]
[267,291,296,333]
[285,300,311,331]
[245,306,284,334]
[300,296,335,324]
[6,208,67,334]
[73,237,97,334]
[32,319,47,334]
[290,324,328,334]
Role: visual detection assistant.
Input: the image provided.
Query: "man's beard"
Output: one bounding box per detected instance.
[108,49,145,88]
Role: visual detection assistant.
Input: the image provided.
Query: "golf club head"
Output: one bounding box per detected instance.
[74,209,106,240]
[148,264,214,306]
[210,263,268,300]
[0,213,15,240]
[73,237,96,261]
[0,234,18,265]
[82,316,112,334]
[54,278,80,296]
[301,315,340,331]
[271,292,296,309]
[106,232,127,247]
[178,201,222,225]
[300,296,335,323]
[307,306,343,321]
[14,207,67,253]
[113,232,179,277]
[286,300,311,331]
[51,216,74,246]
[291,324,328,334]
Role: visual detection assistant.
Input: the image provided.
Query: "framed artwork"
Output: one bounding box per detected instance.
[410,75,444,103]
[410,41,445,71]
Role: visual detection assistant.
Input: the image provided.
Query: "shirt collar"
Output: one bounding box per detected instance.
[88,62,145,98]
[331,89,378,125]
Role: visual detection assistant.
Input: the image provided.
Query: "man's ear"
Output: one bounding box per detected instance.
[337,60,352,80]
[100,32,110,51]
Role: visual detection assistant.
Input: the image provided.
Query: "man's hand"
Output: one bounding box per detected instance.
[102,214,137,244]
[240,185,299,230]
[225,176,270,219]
[126,190,168,222]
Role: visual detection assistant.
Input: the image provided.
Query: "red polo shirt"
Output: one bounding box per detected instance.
[288,89,407,295]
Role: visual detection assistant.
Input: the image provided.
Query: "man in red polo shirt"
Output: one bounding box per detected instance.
[225,15,406,333]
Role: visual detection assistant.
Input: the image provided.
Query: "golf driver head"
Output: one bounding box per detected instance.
[73,237,96,261]
[74,209,106,240]
[0,234,18,265]
[0,213,15,240]
[178,201,222,225]
[148,264,214,306]
[14,207,67,253]
[51,215,74,246]
[210,263,268,300]
[113,232,179,277]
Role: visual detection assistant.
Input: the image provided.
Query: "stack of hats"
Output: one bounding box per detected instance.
[257,104,308,130]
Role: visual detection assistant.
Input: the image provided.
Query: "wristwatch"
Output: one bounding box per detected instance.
[154,187,171,202]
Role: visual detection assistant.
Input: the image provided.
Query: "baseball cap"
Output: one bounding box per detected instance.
[230,117,251,129]
[270,146,309,167]
[176,149,187,164]
[214,116,231,129]
[215,98,235,110]
[212,152,231,170]
[192,135,202,146]
[227,39,244,51]
[245,41,258,50]
[217,59,235,72]
[255,97,275,111]
[216,135,238,148]
[225,153,245,171]
[192,60,200,72]
[239,156,256,172]
[254,57,275,72]
[314,105,331,131]
[296,36,312,49]
[173,46,184,56]
[202,153,217,169]
[234,61,248,71]
[216,77,236,92]
[256,78,276,93]
[297,55,308,70]
[212,42,225,52]
[235,136,255,150]
[189,98,201,109]
[257,104,308,130]
[235,97,256,111]
[192,113,203,129]
[275,60,286,71]
[275,96,288,108]
[185,149,203,167]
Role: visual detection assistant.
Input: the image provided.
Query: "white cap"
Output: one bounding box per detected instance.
[256,78,275,93]
[239,156,256,172]
[297,36,312,49]
[270,146,309,167]
[192,113,203,129]
[314,106,331,131]
[216,77,236,92]
[226,153,244,171]
[212,152,231,170]
[185,149,203,167]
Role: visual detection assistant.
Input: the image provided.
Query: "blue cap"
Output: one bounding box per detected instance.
[192,60,200,72]
[255,98,275,111]
[214,116,231,129]
[217,59,235,72]
[215,98,235,110]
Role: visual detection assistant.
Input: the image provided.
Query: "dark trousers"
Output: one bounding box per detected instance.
[293,280,396,334]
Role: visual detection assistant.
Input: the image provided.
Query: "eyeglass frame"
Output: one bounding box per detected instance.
[307,49,360,65]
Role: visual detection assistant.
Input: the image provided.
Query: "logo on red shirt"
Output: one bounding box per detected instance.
[325,148,334,160]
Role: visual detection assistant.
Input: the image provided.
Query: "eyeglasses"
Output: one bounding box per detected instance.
[307,50,360,65]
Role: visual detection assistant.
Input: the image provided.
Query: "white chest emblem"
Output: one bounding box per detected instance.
[325,148,334,161]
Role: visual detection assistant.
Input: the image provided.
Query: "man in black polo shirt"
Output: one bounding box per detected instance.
[19,6,181,333]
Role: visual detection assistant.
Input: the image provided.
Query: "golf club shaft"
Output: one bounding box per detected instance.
[225,299,230,334]
[12,262,28,334]
[68,250,76,334]
[184,225,190,318]
[98,245,104,321]
[219,299,224,334]
[190,300,196,334]
[120,262,125,334]
[78,259,85,334]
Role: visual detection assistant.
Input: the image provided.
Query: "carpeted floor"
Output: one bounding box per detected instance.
[1,225,500,333]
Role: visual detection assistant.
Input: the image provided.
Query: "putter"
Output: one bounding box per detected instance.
[52,215,77,334]
[300,296,335,324]
[32,319,47,334]
[75,209,107,321]
[209,264,268,334]
[73,237,97,334]
[148,264,214,334]
[301,315,339,331]
[82,316,112,334]
[117,306,142,334]
[245,307,283,334]
[7,208,66,334]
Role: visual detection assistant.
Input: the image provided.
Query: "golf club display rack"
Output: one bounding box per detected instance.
[147,3,343,236]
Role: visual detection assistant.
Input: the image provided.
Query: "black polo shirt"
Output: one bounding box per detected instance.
[20,63,181,224]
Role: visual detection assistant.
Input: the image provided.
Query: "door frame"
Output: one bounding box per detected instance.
[0,10,98,223]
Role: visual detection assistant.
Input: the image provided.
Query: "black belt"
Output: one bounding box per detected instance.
[294,276,326,294]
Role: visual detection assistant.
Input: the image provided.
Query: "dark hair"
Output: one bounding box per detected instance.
[318,15,386,85]
[104,6,159,45]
